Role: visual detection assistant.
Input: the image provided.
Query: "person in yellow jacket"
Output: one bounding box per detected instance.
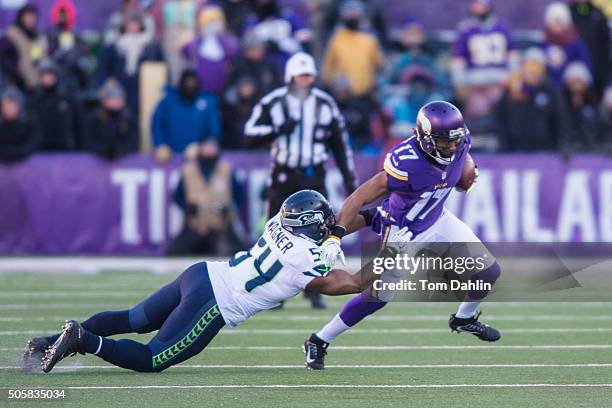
[322,0,383,97]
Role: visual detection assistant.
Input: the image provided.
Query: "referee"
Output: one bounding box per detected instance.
[245,52,357,308]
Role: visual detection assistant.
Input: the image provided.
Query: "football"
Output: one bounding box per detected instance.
[455,153,477,192]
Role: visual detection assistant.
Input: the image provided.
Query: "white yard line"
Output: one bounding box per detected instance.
[0,304,132,310]
[3,315,612,323]
[2,363,612,370]
[0,292,145,297]
[3,344,612,352]
[217,315,612,322]
[0,257,208,275]
[2,328,612,336]
[1,384,611,390]
[1,302,612,310]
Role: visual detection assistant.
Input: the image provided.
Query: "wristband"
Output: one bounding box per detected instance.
[329,225,346,240]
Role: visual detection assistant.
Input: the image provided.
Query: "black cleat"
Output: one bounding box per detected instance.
[449,311,501,342]
[303,334,328,370]
[22,337,52,373]
[41,320,85,373]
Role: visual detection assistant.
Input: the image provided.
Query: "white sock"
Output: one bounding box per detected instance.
[316,314,350,343]
[94,336,103,355]
[455,301,480,319]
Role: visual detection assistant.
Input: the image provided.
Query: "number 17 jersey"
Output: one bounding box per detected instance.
[207,214,330,327]
[373,131,470,237]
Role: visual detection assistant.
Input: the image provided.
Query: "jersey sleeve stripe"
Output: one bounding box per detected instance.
[302,271,318,278]
[383,154,408,181]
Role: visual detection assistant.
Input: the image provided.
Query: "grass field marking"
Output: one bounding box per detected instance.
[3,328,612,336]
[4,344,612,352]
[250,315,612,322]
[4,315,612,323]
[0,292,146,297]
[224,328,612,334]
[3,302,612,310]
[3,363,612,370]
[0,304,132,310]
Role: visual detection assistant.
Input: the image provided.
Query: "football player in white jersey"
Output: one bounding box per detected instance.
[26,190,387,373]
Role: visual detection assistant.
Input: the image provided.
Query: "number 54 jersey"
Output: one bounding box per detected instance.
[207,214,330,327]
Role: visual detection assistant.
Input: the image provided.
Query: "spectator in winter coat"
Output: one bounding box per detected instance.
[451,0,518,118]
[221,75,260,149]
[181,6,239,96]
[31,59,77,151]
[543,2,592,88]
[152,69,221,163]
[242,0,310,70]
[82,79,138,160]
[496,48,569,152]
[0,86,40,161]
[226,36,281,98]
[569,0,610,98]
[562,61,601,151]
[94,12,163,113]
[47,0,90,90]
[0,4,48,90]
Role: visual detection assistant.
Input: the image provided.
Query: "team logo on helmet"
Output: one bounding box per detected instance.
[282,210,325,228]
[297,211,325,225]
[417,112,432,135]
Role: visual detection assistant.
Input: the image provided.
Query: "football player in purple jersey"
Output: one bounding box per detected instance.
[302,101,502,370]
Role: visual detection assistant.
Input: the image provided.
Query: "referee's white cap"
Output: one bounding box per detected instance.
[284,52,317,84]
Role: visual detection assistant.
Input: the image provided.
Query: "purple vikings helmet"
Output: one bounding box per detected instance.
[415,101,467,165]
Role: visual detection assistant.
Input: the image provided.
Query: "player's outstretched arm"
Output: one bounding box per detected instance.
[306,258,381,296]
[337,171,388,234]
[320,171,389,268]
[306,270,367,296]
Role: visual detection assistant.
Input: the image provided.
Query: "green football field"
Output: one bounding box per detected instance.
[1,270,612,408]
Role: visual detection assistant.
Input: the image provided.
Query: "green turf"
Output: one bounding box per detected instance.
[1,271,612,407]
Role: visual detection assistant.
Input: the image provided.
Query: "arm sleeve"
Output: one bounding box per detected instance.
[383,150,411,193]
[244,99,278,147]
[294,263,331,290]
[288,247,331,290]
[328,100,357,193]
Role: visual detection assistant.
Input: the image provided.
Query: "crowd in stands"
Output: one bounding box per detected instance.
[0,0,610,164]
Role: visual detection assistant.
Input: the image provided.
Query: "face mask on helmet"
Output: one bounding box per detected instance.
[415,103,467,166]
[279,190,336,245]
[281,210,335,244]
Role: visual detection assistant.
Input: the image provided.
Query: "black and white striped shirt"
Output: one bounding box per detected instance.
[244,86,356,189]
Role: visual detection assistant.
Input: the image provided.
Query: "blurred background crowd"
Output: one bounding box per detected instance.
[0,0,610,164]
